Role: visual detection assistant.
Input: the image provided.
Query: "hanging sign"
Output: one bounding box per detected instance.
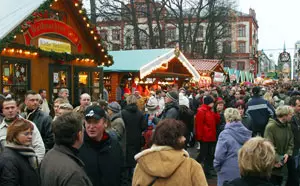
[24,19,82,52]
[214,72,224,82]
[38,38,71,54]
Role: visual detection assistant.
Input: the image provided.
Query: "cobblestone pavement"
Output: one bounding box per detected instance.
[188,146,217,186]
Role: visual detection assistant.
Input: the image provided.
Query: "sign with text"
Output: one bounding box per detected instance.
[24,19,82,52]
[38,38,71,54]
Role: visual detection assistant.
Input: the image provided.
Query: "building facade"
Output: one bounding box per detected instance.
[97,1,259,74]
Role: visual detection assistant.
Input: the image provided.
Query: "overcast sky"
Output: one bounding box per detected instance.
[237,0,299,59]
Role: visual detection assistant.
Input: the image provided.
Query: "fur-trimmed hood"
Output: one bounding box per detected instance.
[134,145,189,178]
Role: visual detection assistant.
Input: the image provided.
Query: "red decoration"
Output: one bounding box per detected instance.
[23,19,82,52]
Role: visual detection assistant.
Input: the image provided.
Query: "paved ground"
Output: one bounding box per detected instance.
[188,146,217,186]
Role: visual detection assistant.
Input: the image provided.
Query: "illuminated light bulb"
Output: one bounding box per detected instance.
[90,30,94,34]
[54,0,58,2]
[33,52,38,56]
[19,50,23,54]
[83,17,87,21]
[85,59,89,62]
[76,58,80,61]
[94,36,97,40]
[104,55,108,58]
[50,4,52,7]
[102,62,105,66]
[79,10,83,14]
[13,35,17,39]
[3,48,6,51]
[101,49,105,52]
[25,51,30,55]
[108,60,111,64]
[10,49,14,53]
[21,29,24,33]
[91,60,95,62]
[98,43,101,47]
[87,23,90,27]
[75,3,79,7]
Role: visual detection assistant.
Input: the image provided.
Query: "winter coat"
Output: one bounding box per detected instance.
[40,144,92,186]
[291,114,300,156]
[195,104,220,142]
[0,116,45,162]
[0,144,40,186]
[110,112,126,155]
[264,118,294,176]
[178,105,194,141]
[132,145,208,186]
[246,96,275,136]
[214,121,252,186]
[154,101,179,123]
[223,176,274,186]
[21,109,54,150]
[78,131,123,186]
[121,103,147,167]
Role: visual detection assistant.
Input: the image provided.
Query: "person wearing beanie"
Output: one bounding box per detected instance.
[246,87,275,137]
[107,101,125,148]
[153,91,179,124]
[195,95,220,178]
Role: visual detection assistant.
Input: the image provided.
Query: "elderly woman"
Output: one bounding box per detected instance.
[214,108,252,186]
[223,137,275,186]
[132,119,208,186]
[0,118,39,186]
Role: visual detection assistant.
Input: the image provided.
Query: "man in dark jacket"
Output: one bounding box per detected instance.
[79,105,123,186]
[290,96,300,171]
[246,86,275,136]
[21,90,54,150]
[40,112,92,186]
[153,91,179,124]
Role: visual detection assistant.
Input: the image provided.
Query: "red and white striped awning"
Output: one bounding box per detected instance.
[189,59,224,73]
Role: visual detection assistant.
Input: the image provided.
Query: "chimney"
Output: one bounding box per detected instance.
[249,8,256,19]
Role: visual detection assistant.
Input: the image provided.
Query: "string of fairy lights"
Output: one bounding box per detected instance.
[0,0,113,66]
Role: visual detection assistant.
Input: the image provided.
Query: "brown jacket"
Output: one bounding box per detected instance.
[132,145,208,186]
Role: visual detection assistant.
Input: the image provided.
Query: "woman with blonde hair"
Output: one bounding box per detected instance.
[214,108,252,186]
[223,137,275,186]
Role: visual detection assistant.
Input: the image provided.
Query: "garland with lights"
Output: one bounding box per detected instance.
[0,0,113,66]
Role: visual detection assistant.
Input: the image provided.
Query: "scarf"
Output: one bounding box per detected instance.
[5,142,39,169]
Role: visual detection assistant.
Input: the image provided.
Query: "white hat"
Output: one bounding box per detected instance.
[179,94,189,108]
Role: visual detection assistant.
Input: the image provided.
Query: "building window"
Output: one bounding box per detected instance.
[195,41,204,54]
[237,41,246,53]
[224,61,231,68]
[166,28,176,41]
[1,58,30,100]
[222,41,231,53]
[197,26,204,38]
[224,25,232,38]
[237,61,245,70]
[112,29,120,41]
[100,30,108,41]
[238,25,246,37]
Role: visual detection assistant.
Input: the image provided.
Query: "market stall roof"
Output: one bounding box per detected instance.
[105,48,200,81]
[189,59,224,73]
[0,0,45,39]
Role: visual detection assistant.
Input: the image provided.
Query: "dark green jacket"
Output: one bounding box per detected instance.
[264,118,294,176]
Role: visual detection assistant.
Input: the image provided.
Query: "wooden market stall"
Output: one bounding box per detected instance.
[103,48,200,102]
[0,0,113,105]
[189,59,225,87]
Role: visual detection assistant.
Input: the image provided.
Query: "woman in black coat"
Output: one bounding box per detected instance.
[121,95,146,184]
[0,118,40,186]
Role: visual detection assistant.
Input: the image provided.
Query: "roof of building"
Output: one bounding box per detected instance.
[189,59,224,73]
[0,0,45,39]
[105,48,200,81]
[105,49,173,72]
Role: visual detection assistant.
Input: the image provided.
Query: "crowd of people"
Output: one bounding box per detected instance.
[0,83,299,186]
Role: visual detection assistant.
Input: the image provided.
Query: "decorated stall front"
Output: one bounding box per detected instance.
[104,48,200,101]
[224,68,254,84]
[189,59,225,87]
[0,0,113,105]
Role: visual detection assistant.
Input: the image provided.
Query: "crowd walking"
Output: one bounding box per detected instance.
[0,83,300,186]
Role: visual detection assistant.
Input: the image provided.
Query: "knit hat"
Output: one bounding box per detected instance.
[146,96,158,111]
[166,91,178,102]
[108,101,121,113]
[203,96,214,105]
[179,94,189,108]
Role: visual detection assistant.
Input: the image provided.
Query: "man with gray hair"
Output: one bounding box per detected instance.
[264,105,298,186]
[74,93,92,115]
[58,88,69,101]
